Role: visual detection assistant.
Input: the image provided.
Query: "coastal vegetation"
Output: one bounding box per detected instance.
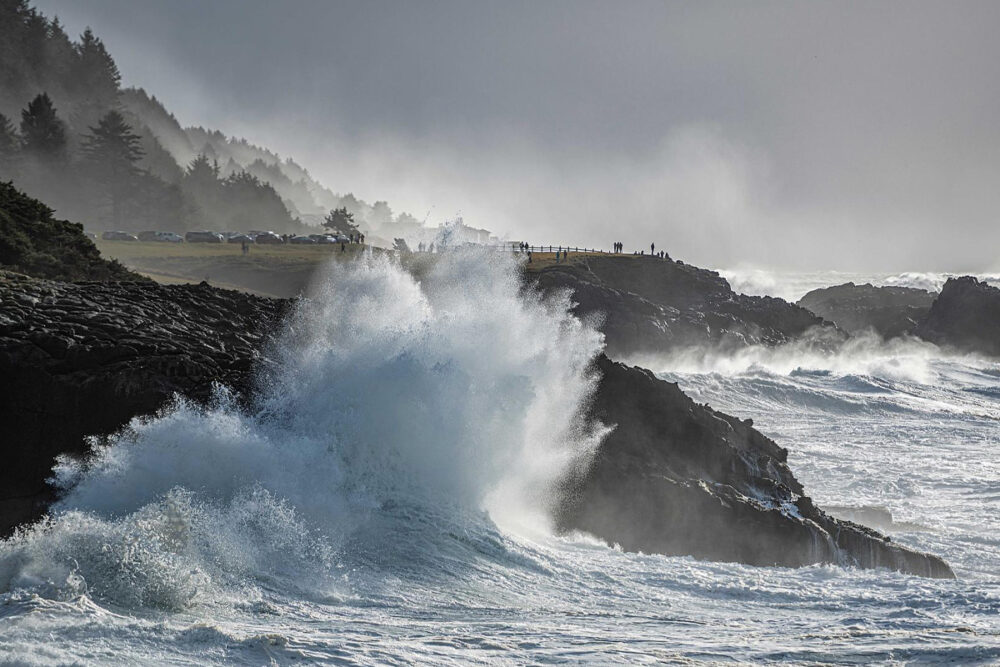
[0,0,420,238]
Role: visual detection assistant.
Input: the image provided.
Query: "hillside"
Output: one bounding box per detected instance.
[0,181,141,281]
[0,1,427,240]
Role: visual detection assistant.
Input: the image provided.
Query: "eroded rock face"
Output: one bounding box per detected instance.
[0,271,287,534]
[914,276,1000,357]
[556,356,954,578]
[0,270,954,578]
[797,282,935,338]
[530,256,840,358]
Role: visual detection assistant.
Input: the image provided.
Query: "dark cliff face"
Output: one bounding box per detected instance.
[797,282,935,339]
[557,355,954,578]
[0,271,287,534]
[530,256,839,358]
[0,269,953,578]
[915,276,1000,357]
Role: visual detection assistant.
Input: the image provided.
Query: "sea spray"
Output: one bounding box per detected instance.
[0,250,606,609]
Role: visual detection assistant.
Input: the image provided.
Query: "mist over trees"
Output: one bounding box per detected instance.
[0,0,425,237]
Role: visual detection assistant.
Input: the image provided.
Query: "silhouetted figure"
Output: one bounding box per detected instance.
[651,242,655,255]
[241,240,248,255]
[341,242,346,252]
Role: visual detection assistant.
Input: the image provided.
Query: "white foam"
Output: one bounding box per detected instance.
[0,250,606,608]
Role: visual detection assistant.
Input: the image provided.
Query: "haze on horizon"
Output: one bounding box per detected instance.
[32,0,1000,272]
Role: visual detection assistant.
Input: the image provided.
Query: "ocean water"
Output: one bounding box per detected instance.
[717,266,1000,302]
[1,255,998,665]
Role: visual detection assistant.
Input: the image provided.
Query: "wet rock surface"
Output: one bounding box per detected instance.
[556,355,954,578]
[797,282,935,338]
[914,276,1000,356]
[0,271,287,534]
[530,255,840,357]
[0,268,953,577]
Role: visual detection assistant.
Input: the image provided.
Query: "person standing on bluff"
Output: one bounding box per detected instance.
[651,242,655,255]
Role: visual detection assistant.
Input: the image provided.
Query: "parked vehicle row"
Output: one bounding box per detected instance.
[98,229,353,245]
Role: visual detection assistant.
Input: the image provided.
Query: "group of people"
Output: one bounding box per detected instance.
[613,240,668,259]
[416,241,436,252]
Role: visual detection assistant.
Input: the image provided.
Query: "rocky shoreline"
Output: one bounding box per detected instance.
[0,271,287,534]
[0,268,955,577]
[530,255,843,357]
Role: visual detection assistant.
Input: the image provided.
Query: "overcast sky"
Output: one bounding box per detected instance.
[33,0,1000,271]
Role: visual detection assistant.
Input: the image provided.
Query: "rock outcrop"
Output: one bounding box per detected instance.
[530,255,840,357]
[797,282,935,338]
[556,355,954,578]
[914,276,1000,357]
[0,271,287,534]
[0,269,953,577]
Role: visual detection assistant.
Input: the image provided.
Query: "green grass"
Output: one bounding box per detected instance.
[96,239,375,297]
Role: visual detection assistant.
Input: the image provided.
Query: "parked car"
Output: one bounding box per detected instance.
[101,231,138,241]
[289,235,316,244]
[185,231,224,243]
[138,231,183,243]
[308,234,338,244]
[227,234,254,244]
[253,232,283,244]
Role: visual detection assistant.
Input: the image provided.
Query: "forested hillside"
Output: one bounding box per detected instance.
[0,0,419,236]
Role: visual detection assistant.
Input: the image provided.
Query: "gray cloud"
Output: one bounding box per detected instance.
[33,0,1000,270]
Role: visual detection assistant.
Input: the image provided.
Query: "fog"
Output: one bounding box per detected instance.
[33,0,1000,271]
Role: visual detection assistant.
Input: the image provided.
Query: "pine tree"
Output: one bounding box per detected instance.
[0,112,17,156]
[324,207,357,234]
[72,28,120,128]
[0,112,18,175]
[81,110,144,227]
[20,92,66,160]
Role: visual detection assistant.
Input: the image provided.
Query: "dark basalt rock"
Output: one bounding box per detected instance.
[0,271,287,535]
[530,256,841,358]
[0,269,953,577]
[914,276,1000,356]
[797,282,935,338]
[556,355,954,578]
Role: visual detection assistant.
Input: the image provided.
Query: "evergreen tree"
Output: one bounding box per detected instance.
[0,112,18,177]
[323,207,357,234]
[0,112,17,157]
[72,28,120,128]
[20,92,66,160]
[80,110,144,227]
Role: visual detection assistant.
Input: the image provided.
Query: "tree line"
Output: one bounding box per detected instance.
[0,0,310,234]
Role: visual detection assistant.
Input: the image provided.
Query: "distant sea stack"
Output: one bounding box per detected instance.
[796,282,936,339]
[915,276,1000,356]
[529,255,839,358]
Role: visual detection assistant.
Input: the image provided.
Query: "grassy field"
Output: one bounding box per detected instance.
[95,239,374,297]
[95,240,620,297]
